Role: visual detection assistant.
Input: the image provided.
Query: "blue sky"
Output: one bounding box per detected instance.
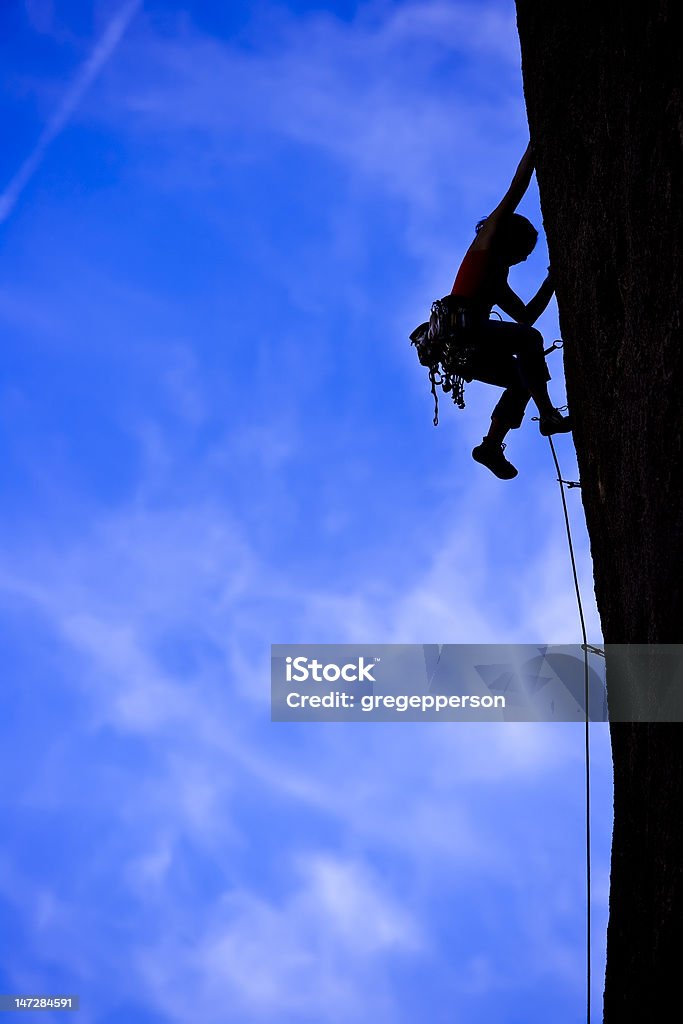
[0,2,612,1022]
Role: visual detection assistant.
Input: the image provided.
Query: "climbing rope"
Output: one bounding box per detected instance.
[545,430,593,1024]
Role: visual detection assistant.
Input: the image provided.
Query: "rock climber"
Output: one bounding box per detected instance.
[451,141,571,479]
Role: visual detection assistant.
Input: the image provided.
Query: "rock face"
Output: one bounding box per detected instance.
[514,2,683,1019]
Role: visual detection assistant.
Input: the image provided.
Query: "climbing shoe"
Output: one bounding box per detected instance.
[472,438,518,480]
[539,408,572,436]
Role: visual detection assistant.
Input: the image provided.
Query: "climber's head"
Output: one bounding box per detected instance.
[477,213,538,265]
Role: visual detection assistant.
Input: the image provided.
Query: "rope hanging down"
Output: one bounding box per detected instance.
[545,432,593,1024]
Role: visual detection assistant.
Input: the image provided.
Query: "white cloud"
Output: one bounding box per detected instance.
[0,356,608,1024]
[0,3,610,1018]
[1,0,141,222]
[130,852,422,1022]
[96,0,526,226]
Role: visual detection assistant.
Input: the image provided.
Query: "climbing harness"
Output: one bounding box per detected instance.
[410,310,567,427]
[537,419,602,1024]
[409,296,479,425]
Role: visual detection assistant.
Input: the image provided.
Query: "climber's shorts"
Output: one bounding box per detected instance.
[461,319,551,429]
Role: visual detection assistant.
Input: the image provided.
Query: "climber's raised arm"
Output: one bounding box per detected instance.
[474,142,534,248]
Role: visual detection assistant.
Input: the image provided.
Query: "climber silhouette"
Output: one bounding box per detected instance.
[451,141,571,479]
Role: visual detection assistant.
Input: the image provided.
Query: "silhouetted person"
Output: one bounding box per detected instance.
[451,142,571,479]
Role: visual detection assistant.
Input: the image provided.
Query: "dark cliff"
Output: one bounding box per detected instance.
[514,2,683,1019]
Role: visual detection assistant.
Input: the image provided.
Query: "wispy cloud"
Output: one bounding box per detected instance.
[0,0,141,222]
[103,1,524,221]
[135,852,422,1023]
[0,3,609,1019]
[0,410,607,1022]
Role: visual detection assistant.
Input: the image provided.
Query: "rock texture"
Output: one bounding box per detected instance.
[514,2,683,1019]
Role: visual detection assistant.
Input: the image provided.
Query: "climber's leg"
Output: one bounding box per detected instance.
[490,383,532,431]
[474,320,572,433]
[485,416,510,445]
[472,388,528,480]
[465,327,525,479]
